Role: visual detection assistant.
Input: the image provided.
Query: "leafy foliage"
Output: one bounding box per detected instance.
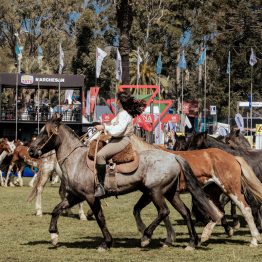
[0,0,261,119]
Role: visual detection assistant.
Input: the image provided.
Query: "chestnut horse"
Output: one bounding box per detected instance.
[177,131,262,233]
[29,114,222,250]
[0,139,16,186]
[130,135,262,247]
[4,144,40,187]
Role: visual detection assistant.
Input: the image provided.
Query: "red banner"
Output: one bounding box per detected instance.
[161,114,180,123]
[101,114,115,123]
[90,87,100,113]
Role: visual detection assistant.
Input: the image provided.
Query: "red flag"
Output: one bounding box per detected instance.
[89,87,100,113]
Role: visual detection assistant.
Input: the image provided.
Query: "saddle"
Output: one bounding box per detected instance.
[86,135,139,194]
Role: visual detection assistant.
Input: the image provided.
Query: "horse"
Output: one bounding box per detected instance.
[27,150,87,220]
[28,114,222,250]
[0,139,16,186]
[177,131,262,233]
[3,143,40,187]
[129,135,262,247]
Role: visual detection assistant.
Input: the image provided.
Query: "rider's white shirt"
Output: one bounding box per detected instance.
[104,109,132,137]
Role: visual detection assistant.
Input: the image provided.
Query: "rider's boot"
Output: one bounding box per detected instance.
[94,164,106,197]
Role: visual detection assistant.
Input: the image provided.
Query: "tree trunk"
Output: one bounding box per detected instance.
[116,0,133,85]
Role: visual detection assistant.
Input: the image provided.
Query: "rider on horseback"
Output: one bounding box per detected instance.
[94,91,146,197]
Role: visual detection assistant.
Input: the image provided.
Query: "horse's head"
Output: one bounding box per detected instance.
[184,131,208,150]
[225,129,251,149]
[29,113,63,158]
[1,139,15,155]
[173,133,188,151]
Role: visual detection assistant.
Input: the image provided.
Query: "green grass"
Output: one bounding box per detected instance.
[0,179,262,262]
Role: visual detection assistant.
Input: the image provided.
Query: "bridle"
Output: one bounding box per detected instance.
[36,126,100,165]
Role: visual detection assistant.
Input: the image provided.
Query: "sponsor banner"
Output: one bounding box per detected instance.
[21,75,34,85]
[35,77,65,83]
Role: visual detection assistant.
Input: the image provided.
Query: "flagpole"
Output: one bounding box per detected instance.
[15,67,19,141]
[228,51,231,130]
[250,66,253,136]
[204,53,207,132]
[181,68,184,132]
[37,80,40,134]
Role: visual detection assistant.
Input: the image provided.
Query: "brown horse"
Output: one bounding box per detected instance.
[130,135,262,247]
[177,131,262,233]
[4,144,40,187]
[0,138,16,186]
[28,114,222,250]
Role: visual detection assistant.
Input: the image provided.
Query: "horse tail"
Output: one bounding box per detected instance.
[27,172,42,202]
[175,156,223,222]
[235,156,262,202]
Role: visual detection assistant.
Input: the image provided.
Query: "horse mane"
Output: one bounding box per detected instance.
[61,124,83,142]
[130,135,159,152]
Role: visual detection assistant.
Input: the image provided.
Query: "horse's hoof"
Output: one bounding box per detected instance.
[161,242,173,248]
[185,246,195,251]
[51,233,59,246]
[79,214,87,221]
[233,222,241,230]
[141,236,151,247]
[97,246,108,252]
[200,235,209,244]
[256,234,261,242]
[250,238,258,247]
[36,210,43,217]
[227,227,234,237]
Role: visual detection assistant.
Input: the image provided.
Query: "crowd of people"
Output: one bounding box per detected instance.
[1,89,82,122]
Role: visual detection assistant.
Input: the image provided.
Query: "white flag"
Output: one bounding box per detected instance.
[137,48,142,79]
[59,43,64,74]
[184,115,192,129]
[64,90,74,104]
[116,48,122,81]
[96,47,107,78]
[249,48,257,66]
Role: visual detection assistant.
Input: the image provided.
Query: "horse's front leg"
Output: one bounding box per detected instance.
[0,170,4,186]
[133,193,175,247]
[4,163,14,187]
[141,190,170,248]
[35,172,50,216]
[88,197,113,250]
[15,165,25,187]
[49,193,82,246]
[167,192,198,250]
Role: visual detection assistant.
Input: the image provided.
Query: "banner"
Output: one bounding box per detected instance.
[59,43,64,74]
[89,87,100,113]
[65,90,74,104]
[116,48,122,81]
[235,113,244,132]
[96,47,107,78]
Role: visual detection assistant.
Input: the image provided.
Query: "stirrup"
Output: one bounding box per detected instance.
[94,184,105,197]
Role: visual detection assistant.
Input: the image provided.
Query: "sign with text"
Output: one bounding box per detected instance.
[256,124,262,135]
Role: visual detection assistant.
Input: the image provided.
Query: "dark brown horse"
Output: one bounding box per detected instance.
[130,135,262,247]
[28,114,221,250]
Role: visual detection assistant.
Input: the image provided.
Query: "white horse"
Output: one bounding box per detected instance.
[28,150,87,220]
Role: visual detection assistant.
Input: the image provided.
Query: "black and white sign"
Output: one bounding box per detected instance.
[210,105,216,115]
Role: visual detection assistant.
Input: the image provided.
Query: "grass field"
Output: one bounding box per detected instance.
[0,179,262,262]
